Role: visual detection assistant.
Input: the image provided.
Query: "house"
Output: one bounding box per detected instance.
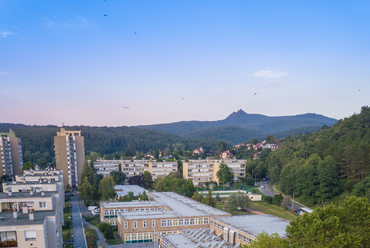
[253,153,260,160]
[220,150,233,160]
[263,144,278,151]
[235,143,247,148]
[253,143,263,151]
[192,147,204,156]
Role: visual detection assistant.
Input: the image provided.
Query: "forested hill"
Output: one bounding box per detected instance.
[247,106,370,205]
[137,109,337,136]
[0,124,218,165]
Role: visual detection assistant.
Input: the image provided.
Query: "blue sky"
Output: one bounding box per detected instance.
[1,0,369,126]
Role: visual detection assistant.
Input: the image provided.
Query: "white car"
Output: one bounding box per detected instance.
[260,185,265,189]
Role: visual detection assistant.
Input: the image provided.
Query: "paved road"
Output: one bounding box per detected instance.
[256,181,275,197]
[71,195,87,248]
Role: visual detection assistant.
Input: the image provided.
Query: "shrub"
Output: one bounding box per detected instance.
[98,222,110,233]
[264,196,273,204]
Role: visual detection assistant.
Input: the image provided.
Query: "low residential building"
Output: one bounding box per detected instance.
[220,150,233,160]
[183,160,246,187]
[149,161,178,180]
[0,210,62,248]
[192,147,204,156]
[210,215,289,245]
[116,192,231,244]
[121,160,150,178]
[94,159,120,177]
[263,143,278,151]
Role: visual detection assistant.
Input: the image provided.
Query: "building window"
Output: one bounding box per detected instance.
[179,219,183,226]
[0,231,16,242]
[157,207,162,211]
[39,202,46,208]
[143,221,146,228]
[161,220,166,227]
[204,218,209,224]
[185,219,189,225]
[167,220,172,226]
[190,219,194,225]
[152,220,155,227]
[134,221,137,228]
[25,230,37,241]
[124,222,128,229]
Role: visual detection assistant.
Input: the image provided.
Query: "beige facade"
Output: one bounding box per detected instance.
[0,130,23,177]
[0,210,62,248]
[183,160,246,186]
[149,161,177,180]
[115,192,231,244]
[120,160,149,178]
[16,167,64,186]
[54,128,85,188]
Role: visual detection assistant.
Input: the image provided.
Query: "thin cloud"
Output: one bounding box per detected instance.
[0,72,9,75]
[250,69,289,79]
[0,31,14,38]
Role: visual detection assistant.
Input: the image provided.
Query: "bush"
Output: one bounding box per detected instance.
[273,194,283,206]
[264,196,273,204]
[98,222,110,233]
[104,225,114,239]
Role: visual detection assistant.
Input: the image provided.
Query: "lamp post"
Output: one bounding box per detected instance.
[292,192,299,210]
[254,173,259,187]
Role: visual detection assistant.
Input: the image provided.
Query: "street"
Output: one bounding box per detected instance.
[71,195,87,248]
[256,181,275,197]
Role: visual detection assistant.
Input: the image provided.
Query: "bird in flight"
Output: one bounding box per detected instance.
[253,92,258,96]
[134,32,137,34]
[122,106,129,109]
[104,14,108,17]
[182,98,184,100]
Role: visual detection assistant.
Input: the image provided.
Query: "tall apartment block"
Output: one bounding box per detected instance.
[0,130,23,177]
[54,128,85,188]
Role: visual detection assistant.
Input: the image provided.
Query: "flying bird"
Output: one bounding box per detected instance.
[253,92,258,96]
[182,98,184,100]
[104,14,108,17]
[134,32,137,34]
[122,106,129,109]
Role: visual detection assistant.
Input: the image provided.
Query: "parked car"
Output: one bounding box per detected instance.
[65,192,73,197]
[88,206,98,212]
[92,212,100,217]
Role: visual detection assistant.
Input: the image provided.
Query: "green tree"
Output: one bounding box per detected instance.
[218,140,228,152]
[316,156,339,202]
[216,163,234,185]
[143,171,153,189]
[36,157,48,169]
[287,196,370,248]
[21,161,34,173]
[79,177,95,202]
[273,194,283,206]
[247,231,288,248]
[110,171,126,185]
[138,191,149,201]
[104,225,114,239]
[164,147,171,157]
[192,190,204,202]
[265,135,277,144]
[252,138,259,145]
[99,176,116,201]
[98,222,110,233]
[201,190,216,207]
[227,192,251,210]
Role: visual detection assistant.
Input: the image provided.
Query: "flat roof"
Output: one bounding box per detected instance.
[151,192,230,217]
[119,210,182,220]
[213,215,289,238]
[0,210,55,226]
[114,185,148,196]
[3,181,60,186]
[0,191,58,199]
[100,200,163,209]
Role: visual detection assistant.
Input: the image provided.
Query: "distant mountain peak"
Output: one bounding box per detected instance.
[227,109,248,118]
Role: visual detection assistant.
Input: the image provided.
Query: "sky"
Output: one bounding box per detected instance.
[1,0,369,127]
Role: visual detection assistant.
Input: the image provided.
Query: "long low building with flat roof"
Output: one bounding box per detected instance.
[114,184,148,197]
[210,215,290,245]
[116,192,231,244]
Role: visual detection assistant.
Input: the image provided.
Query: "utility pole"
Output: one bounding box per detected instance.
[292,192,299,210]
[254,173,259,186]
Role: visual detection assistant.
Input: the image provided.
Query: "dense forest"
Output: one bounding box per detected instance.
[0,124,218,165]
[244,106,370,205]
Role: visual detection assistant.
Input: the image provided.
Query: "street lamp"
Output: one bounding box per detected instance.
[292,192,299,210]
[254,173,259,186]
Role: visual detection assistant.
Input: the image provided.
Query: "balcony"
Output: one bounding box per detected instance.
[0,240,17,247]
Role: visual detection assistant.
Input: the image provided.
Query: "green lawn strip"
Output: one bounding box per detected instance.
[65,244,74,248]
[251,202,298,222]
[83,216,100,228]
[215,202,255,216]
[85,226,99,248]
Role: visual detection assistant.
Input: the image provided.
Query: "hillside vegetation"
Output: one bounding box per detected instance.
[245,106,370,205]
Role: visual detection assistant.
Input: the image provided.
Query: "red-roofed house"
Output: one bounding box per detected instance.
[220,150,234,160]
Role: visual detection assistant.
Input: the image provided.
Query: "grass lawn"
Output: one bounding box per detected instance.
[83,216,100,228]
[251,202,298,222]
[215,200,255,216]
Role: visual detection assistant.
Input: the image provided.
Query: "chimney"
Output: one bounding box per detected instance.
[13,211,18,219]
[41,191,45,196]
[30,191,34,196]
[23,207,29,214]
[29,210,34,221]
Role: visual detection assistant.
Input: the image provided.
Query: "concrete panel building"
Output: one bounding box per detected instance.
[94,159,120,177]
[15,167,64,186]
[0,210,62,248]
[183,160,246,187]
[0,130,23,177]
[54,128,85,189]
[120,160,150,178]
[149,161,178,180]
